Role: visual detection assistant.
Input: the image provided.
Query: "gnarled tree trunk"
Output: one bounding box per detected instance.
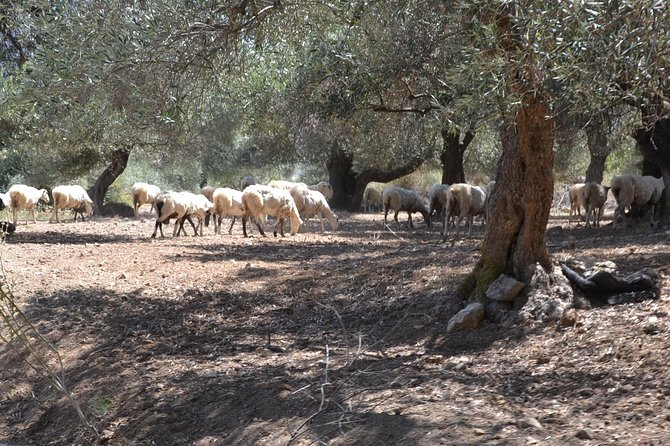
[440,128,474,185]
[584,113,611,184]
[88,146,131,214]
[461,95,554,300]
[326,143,426,212]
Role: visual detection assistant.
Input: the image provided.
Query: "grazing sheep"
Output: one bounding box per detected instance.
[610,174,665,227]
[50,185,94,223]
[242,185,303,237]
[200,186,217,228]
[268,179,333,200]
[443,183,487,238]
[582,182,610,228]
[211,187,246,235]
[200,185,216,201]
[131,182,161,218]
[290,186,338,232]
[150,191,213,238]
[362,187,383,213]
[240,176,257,190]
[308,181,333,201]
[267,179,307,190]
[382,186,431,229]
[427,183,451,226]
[8,184,50,225]
[568,183,586,225]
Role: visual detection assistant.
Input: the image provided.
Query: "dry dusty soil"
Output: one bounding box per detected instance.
[0,208,669,446]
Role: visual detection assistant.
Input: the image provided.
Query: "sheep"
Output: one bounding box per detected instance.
[200,186,217,228]
[610,174,665,227]
[361,187,383,213]
[242,185,303,237]
[211,187,246,234]
[568,183,586,225]
[308,181,333,201]
[427,183,451,226]
[150,191,213,238]
[8,184,50,225]
[289,186,338,232]
[381,186,431,229]
[240,176,257,190]
[0,192,8,210]
[268,179,333,200]
[267,179,307,190]
[443,183,487,238]
[581,182,610,228]
[49,185,94,223]
[131,182,161,218]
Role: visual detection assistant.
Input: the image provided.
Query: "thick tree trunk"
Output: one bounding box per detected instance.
[584,113,611,183]
[440,129,474,185]
[327,144,427,212]
[326,144,357,210]
[88,146,131,215]
[461,96,554,300]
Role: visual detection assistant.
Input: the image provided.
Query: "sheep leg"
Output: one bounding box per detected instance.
[383,207,389,226]
[151,219,164,238]
[186,216,198,236]
[228,217,236,235]
[408,213,414,228]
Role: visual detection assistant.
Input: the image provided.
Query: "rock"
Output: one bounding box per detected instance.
[447,303,485,333]
[644,316,660,335]
[560,308,579,326]
[486,274,525,302]
[516,416,543,430]
[575,429,593,440]
[519,263,574,323]
[485,301,511,323]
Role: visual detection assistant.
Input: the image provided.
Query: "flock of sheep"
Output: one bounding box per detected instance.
[568,174,666,229]
[131,177,338,238]
[0,171,664,239]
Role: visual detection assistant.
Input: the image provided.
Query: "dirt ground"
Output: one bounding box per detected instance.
[0,207,669,446]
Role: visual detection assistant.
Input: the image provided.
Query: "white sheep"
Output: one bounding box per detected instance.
[361,187,383,213]
[428,183,451,226]
[49,185,94,223]
[581,182,610,228]
[132,182,161,218]
[242,185,303,237]
[267,179,307,190]
[308,181,333,201]
[150,191,213,238]
[268,179,333,200]
[240,176,257,190]
[568,183,586,225]
[610,174,665,227]
[211,187,246,234]
[8,184,50,225]
[443,183,487,238]
[381,186,431,228]
[290,186,338,232]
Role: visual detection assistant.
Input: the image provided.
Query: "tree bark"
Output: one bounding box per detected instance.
[88,146,131,214]
[584,113,611,183]
[326,143,426,212]
[461,95,554,300]
[440,128,474,185]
